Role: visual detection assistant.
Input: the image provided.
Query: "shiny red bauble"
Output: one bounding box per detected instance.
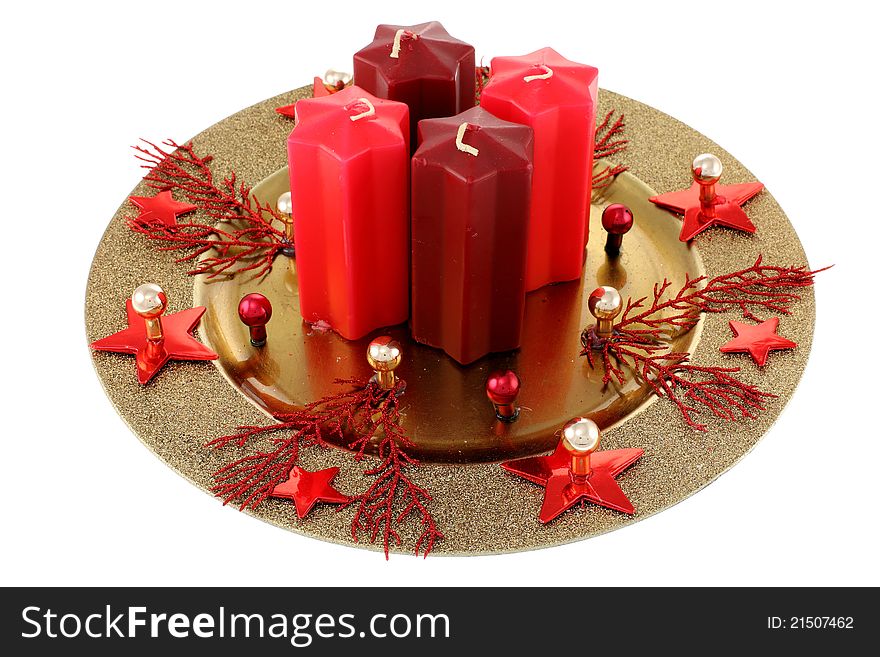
[485,369,521,405]
[238,293,273,327]
[601,203,634,235]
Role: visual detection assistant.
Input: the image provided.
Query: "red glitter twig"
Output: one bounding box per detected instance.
[580,257,827,429]
[343,379,443,558]
[617,256,828,334]
[594,110,628,160]
[592,111,629,190]
[582,332,774,431]
[128,139,290,279]
[208,378,442,557]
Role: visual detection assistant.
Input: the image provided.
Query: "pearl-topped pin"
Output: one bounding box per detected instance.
[588,286,622,339]
[692,153,723,220]
[562,417,601,482]
[367,336,402,390]
[131,283,168,342]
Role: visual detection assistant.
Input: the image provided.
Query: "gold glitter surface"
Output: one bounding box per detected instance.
[85,87,814,555]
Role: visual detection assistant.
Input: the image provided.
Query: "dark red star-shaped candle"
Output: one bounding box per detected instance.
[129,191,196,227]
[353,21,475,148]
[90,284,217,384]
[720,317,797,366]
[649,153,764,242]
[411,106,534,365]
[270,466,349,519]
[502,417,643,523]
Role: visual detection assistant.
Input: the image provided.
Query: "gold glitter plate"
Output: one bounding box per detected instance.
[193,166,704,463]
[86,85,814,555]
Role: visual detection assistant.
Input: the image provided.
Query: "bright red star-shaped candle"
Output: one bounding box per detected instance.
[502,432,643,524]
[129,190,197,227]
[90,299,217,384]
[270,466,349,519]
[720,317,797,366]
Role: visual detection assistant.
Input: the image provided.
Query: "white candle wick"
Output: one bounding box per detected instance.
[347,98,376,122]
[390,29,417,59]
[523,65,554,82]
[455,122,479,157]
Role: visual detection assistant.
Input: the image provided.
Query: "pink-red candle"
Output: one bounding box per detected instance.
[411,106,534,365]
[480,48,598,292]
[287,86,410,340]
[353,21,475,148]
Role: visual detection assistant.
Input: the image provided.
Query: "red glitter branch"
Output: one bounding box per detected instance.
[343,379,443,558]
[208,378,442,557]
[582,333,774,431]
[580,257,826,429]
[617,256,827,335]
[475,64,491,101]
[594,110,628,159]
[128,139,290,279]
[592,111,629,190]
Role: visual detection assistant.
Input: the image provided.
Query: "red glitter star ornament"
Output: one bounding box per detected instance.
[720,317,797,366]
[649,153,763,242]
[90,284,217,384]
[276,75,345,118]
[270,466,349,519]
[502,418,643,523]
[129,190,197,227]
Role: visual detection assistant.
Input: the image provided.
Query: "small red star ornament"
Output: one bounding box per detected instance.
[502,418,643,523]
[90,285,217,384]
[649,153,763,242]
[276,74,350,118]
[720,317,797,366]
[270,466,349,519]
[129,190,196,227]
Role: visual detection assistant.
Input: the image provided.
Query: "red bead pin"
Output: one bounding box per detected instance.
[486,370,521,422]
[238,293,272,347]
[601,203,634,256]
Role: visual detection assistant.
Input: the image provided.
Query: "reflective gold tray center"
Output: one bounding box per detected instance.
[193,166,704,463]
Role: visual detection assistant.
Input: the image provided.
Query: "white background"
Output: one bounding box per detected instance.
[2,0,878,587]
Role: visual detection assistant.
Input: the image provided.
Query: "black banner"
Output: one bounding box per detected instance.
[1,587,873,654]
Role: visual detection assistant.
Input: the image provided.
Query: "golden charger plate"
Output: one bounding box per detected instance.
[85,84,814,555]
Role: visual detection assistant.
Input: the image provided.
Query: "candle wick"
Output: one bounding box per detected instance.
[455,123,479,157]
[523,65,554,82]
[347,98,376,122]
[390,29,417,59]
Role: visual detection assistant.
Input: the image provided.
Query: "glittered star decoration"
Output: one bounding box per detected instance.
[276,77,334,118]
[270,466,349,519]
[649,180,764,242]
[129,190,197,227]
[90,301,217,384]
[502,442,643,523]
[720,317,797,366]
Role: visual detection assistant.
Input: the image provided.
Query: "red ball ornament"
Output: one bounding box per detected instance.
[486,370,521,422]
[238,293,272,346]
[601,203,634,255]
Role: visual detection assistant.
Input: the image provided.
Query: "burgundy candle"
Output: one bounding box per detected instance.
[353,21,475,148]
[411,106,534,365]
